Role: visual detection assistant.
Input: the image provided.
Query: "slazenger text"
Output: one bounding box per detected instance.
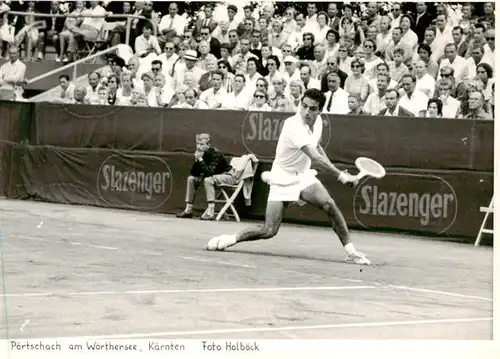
[100,164,170,200]
[358,185,455,226]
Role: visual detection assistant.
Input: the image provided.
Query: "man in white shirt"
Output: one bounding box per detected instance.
[299,64,321,91]
[0,46,26,100]
[68,1,107,57]
[431,14,453,62]
[207,88,370,265]
[173,50,206,91]
[437,80,461,118]
[438,43,469,83]
[322,72,349,114]
[158,2,186,41]
[364,74,389,115]
[134,23,161,58]
[199,70,227,109]
[398,74,429,115]
[156,41,179,76]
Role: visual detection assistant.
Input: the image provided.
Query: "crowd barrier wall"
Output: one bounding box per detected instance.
[0,101,494,240]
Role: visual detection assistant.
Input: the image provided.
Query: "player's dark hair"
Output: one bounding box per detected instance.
[302,88,326,110]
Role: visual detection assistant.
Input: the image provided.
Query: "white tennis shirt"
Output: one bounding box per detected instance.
[271,113,323,175]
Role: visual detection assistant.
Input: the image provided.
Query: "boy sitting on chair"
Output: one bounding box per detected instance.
[177,133,239,220]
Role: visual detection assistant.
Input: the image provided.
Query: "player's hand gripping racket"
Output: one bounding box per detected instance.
[354,157,386,180]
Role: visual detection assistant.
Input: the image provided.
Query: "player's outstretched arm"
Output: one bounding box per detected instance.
[301,144,358,186]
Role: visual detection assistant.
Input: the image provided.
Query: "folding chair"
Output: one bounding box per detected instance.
[475,196,494,247]
[214,156,258,222]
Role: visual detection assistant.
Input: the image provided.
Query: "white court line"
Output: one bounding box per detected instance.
[0,285,374,298]
[83,317,493,339]
[19,319,30,332]
[180,256,257,269]
[386,284,493,302]
[70,242,118,250]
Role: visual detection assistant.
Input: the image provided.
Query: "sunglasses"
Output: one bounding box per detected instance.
[440,73,452,77]
[254,94,265,99]
[486,37,495,40]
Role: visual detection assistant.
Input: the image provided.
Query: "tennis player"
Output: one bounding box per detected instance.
[207,88,371,265]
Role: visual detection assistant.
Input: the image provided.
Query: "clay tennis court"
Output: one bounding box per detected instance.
[0,199,493,340]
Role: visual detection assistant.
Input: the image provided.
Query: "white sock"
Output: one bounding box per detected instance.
[185,203,193,211]
[344,243,356,255]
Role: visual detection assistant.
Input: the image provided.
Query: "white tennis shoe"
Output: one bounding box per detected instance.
[207,234,237,251]
[346,251,371,265]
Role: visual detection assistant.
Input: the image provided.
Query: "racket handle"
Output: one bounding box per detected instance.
[356,172,367,180]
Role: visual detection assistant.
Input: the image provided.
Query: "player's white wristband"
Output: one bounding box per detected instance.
[337,172,350,184]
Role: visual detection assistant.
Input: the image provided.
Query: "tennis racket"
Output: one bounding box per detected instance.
[354,157,386,180]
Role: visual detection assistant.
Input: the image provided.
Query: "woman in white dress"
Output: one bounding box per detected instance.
[116,73,134,106]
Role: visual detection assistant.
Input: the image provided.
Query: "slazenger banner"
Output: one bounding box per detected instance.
[33,103,494,172]
[7,144,493,238]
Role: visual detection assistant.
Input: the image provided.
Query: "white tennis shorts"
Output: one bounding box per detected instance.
[267,169,320,203]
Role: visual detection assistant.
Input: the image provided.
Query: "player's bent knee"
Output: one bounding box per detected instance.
[261,226,279,239]
[322,198,338,214]
[203,177,215,186]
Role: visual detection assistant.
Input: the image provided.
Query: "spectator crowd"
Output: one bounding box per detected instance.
[0,1,495,119]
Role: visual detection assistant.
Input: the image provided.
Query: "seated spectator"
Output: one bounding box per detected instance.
[157,2,185,48]
[362,39,383,80]
[0,1,12,57]
[70,85,88,104]
[344,59,369,103]
[199,70,226,109]
[417,44,438,80]
[173,49,205,92]
[176,133,236,221]
[134,22,161,58]
[264,55,281,84]
[385,27,413,62]
[436,79,461,118]
[337,45,354,76]
[388,48,409,83]
[135,93,148,107]
[196,40,217,71]
[116,73,133,106]
[379,89,413,116]
[414,60,436,98]
[438,43,469,83]
[288,79,304,112]
[67,1,107,60]
[0,46,26,101]
[460,91,492,120]
[347,94,365,115]
[299,64,321,90]
[58,0,85,62]
[418,98,443,118]
[218,59,234,92]
[399,74,429,115]
[85,71,101,103]
[221,74,250,110]
[16,1,47,61]
[212,20,231,46]
[140,71,157,106]
[368,63,398,94]
[310,44,328,78]
[176,88,208,109]
[194,3,217,35]
[376,16,392,56]
[248,89,272,111]
[476,63,494,107]
[364,74,390,115]
[107,1,133,46]
[322,72,349,114]
[199,26,221,59]
[269,76,290,110]
[153,73,175,107]
[56,74,75,103]
[106,74,119,105]
[296,32,315,60]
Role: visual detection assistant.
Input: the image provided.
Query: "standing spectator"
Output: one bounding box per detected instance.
[195,3,217,35]
[432,14,453,62]
[399,74,429,115]
[326,3,341,31]
[414,2,433,43]
[0,46,26,100]
[379,89,413,116]
[38,1,65,61]
[452,26,468,58]
[322,72,349,114]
